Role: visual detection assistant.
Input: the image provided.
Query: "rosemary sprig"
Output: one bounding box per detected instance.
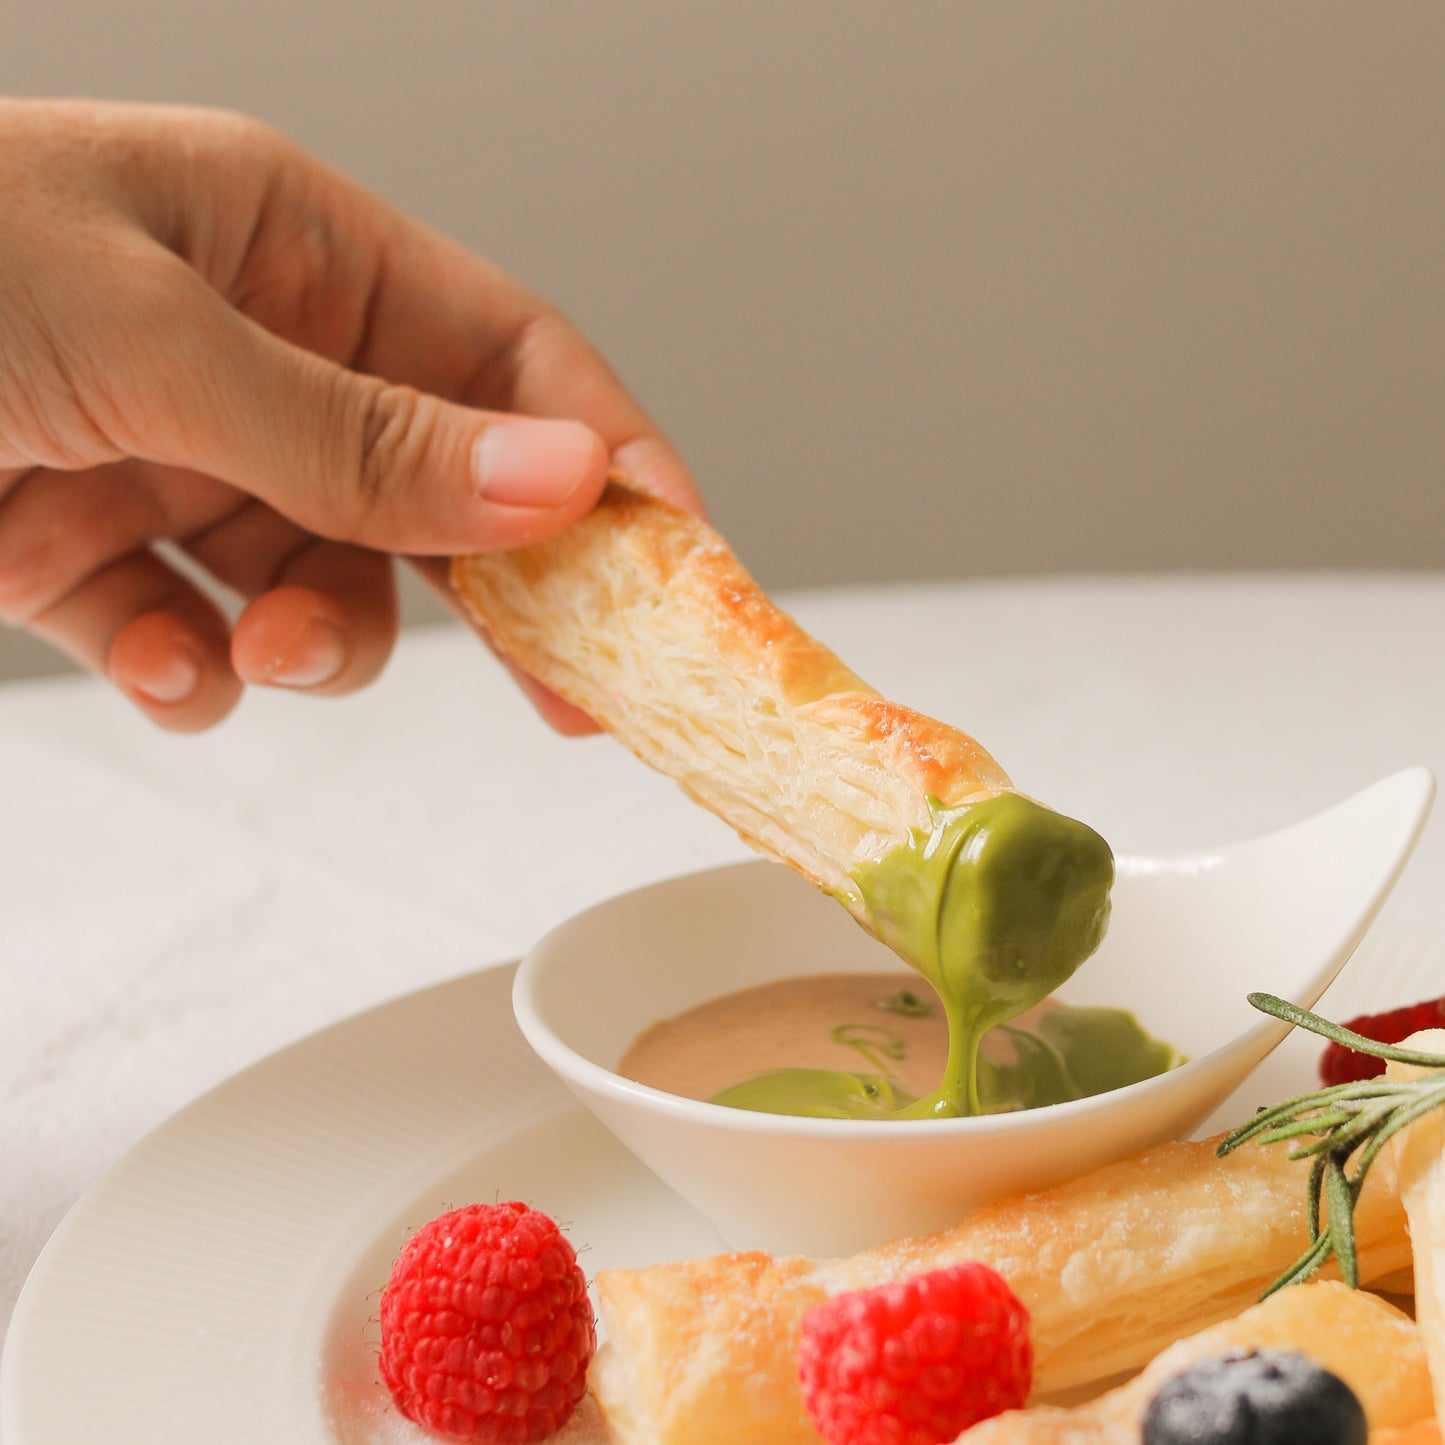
[1217,991,1445,1297]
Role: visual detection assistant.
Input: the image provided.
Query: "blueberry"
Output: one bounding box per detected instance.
[1141,1349,1367,1445]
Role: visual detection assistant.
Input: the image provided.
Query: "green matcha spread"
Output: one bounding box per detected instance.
[619,794,1178,1122]
[846,791,1116,1116]
[713,791,1162,1119]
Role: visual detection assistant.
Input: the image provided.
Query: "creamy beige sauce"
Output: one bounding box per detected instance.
[619,972,1063,1106]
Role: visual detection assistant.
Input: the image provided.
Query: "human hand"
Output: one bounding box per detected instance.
[0,99,699,732]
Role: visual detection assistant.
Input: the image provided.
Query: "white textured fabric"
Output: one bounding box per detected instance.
[3,575,1445,1350]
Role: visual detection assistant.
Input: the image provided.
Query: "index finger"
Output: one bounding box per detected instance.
[124,108,705,517]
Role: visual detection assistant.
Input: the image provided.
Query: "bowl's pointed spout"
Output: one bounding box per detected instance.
[1094,767,1435,1061]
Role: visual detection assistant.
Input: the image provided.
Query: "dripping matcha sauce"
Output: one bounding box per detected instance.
[620,793,1184,1120]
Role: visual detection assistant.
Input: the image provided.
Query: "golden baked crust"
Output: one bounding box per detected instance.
[450,481,1012,910]
[1375,1422,1444,1445]
[588,1133,1411,1444]
[957,1281,1434,1442]
[591,1252,825,1445]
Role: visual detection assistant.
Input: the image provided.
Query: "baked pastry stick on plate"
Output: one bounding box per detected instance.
[452,479,1114,1074]
[588,1132,1411,1445]
[958,1280,1434,1443]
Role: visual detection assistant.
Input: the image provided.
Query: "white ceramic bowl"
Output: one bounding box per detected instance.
[514,769,1433,1257]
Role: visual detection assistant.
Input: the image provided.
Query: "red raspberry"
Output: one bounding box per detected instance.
[378,1201,595,1444]
[1318,994,1445,1087]
[798,1261,1032,1445]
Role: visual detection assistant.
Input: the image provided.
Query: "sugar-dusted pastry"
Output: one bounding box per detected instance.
[956,1280,1434,1442]
[1390,1029,1445,1427]
[589,1132,1412,1445]
[1375,1423,1444,1445]
[453,480,1114,1117]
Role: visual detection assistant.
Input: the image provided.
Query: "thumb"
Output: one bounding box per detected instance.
[122,264,609,554]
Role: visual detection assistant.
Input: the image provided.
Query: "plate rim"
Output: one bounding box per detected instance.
[0,958,532,1441]
[6,926,1442,1441]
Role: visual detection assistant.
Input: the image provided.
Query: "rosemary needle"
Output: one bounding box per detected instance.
[1217,991,1445,1298]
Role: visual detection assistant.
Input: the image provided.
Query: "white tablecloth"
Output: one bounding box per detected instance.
[4,573,1445,1348]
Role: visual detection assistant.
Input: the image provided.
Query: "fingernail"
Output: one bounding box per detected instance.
[473,418,601,507]
[130,649,200,704]
[268,620,346,688]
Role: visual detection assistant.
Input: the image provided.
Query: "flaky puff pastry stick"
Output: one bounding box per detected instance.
[450,480,1012,912]
[1378,1424,1445,1445]
[1390,1029,1445,1428]
[589,1133,1411,1445]
[956,1281,1434,1442]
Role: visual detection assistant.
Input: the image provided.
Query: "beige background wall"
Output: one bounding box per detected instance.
[1,1,1442,682]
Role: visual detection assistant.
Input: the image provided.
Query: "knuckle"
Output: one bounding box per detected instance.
[0,532,61,625]
[346,380,437,535]
[183,106,288,164]
[0,475,164,625]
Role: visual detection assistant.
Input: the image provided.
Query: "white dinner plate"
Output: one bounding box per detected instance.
[5,932,1444,1443]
